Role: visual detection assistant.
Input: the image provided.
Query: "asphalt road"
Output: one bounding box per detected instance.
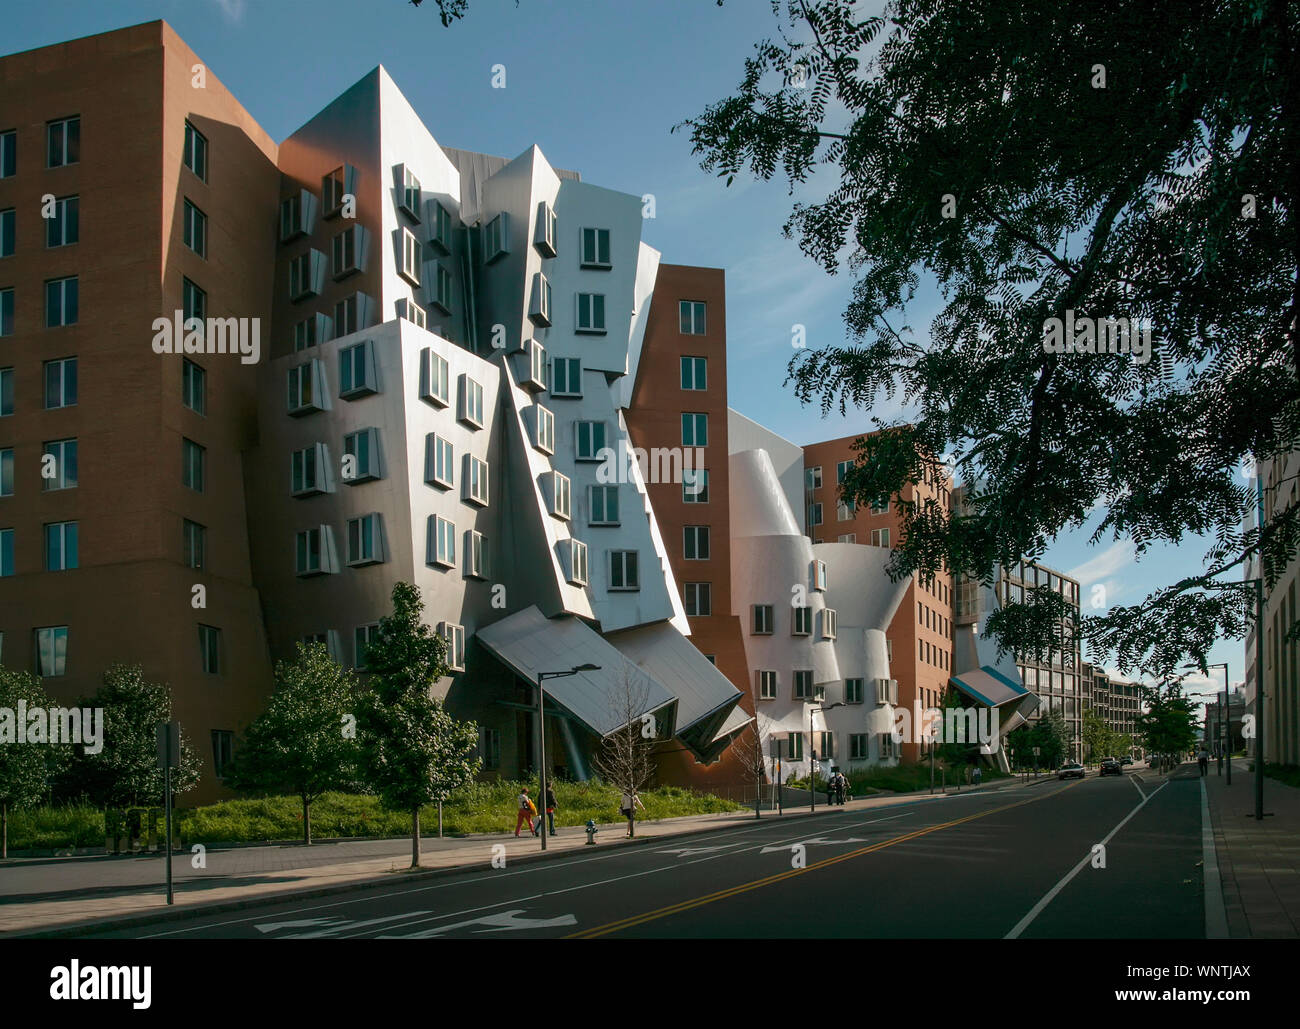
[84,766,1206,939]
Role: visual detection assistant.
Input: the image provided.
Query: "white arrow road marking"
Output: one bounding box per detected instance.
[256,917,348,934]
[286,911,431,938]
[655,843,748,857]
[379,909,577,938]
[759,836,871,854]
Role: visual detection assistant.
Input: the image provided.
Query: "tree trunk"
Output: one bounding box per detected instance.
[302,795,312,846]
[437,800,443,838]
[411,807,421,868]
[2,801,7,859]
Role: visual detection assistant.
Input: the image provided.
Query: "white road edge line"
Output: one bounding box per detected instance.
[1003,779,1169,939]
[1201,777,1230,939]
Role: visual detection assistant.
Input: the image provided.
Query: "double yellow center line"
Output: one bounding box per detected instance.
[567,781,1079,938]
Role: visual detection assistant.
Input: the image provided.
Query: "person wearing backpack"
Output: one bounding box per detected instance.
[541,786,558,836]
[515,787,537,837]
[620,789,645,837]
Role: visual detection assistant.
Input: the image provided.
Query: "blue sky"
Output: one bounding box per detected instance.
[3,0,1241,699]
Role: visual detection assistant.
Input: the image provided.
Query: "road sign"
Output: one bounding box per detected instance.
[156,721,180,768]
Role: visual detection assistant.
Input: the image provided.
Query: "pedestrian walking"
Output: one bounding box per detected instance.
[972,765,982,786]
[620,789,645,837]
[835,772,847,805]
[543,786,558,836]
[515,787,536,837]
[1197,747,1209,776]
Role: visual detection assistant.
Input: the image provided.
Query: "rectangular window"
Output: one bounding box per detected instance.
[838,533,857,543]
[293,314,331,351]
[0,448,12,497]
[44,357,77,409]
[287,360,325,415]
[529,273,552,326]
[426,433,454,489]
[322,165,356,219]
[793,670,815,700]
[432,262,453,315]
[0,527,12,576]
[822,608,837,640]
[1,367,12,416]
[44,520,78,571]
[339,340,377,398]
[0,208,12,257]
[45,276,78,327]
[812,559,828,591]
[757,670,778,701]
[0,288,11,337]
[550,357,582,397]
[420,348,450,406]
[681,413,708,447]
[47,116,80,168]
[679,300,706,335]
[808,503,823,527]
[35,626,68,677]
[846,678,865,704]
[609,549,639,591]
[354,623,380,670]
[684,581,712,617]
[291,444,323,496]
[198,624,221,674]
[212,730,234,779]
[589,484,619,526]
[184,121,207,181]
[42,438,77,491]
[837,500,856,520]
[684,525,710,560]
[871,528,891,548]
[182,199,205,257]
[296,526,328,576]
[182,277,205,322]
[280,191,310,242]
[680,356,707,390]
[478,728,501,770]
[0,130,15,178]
[534,201,558,257]
[683,468,709,503]
[431,515,456,568]
[183,519,206,570]
[576,293,606,334]
[459,375,484,428]
[346,513,384,566]
[817,731,834,759]
[334,225,366,279]
[548,471,571,519]
[870,496,889,515]
[181,359,205,415]
[575,420,607,461]
[484,212,509,263]
[792,605,812,636]
[564,538,589,586]
[397,297,427,329]
[289,251,323,301]
[429,200,453,254]
[399,227,421,285]
[785,732,804,761]
[850,733,869,759]
[46,195,79,248]
[400,166,421,220]
[580,227,611,268]
[182,437,205,492]
[533,404,555,454]
[807,466,823,490]
[439,622,466,672]
[521,338,547,391]
[753,604,774,635]
[463,454,489,506]
[465,530,489,579]
[343,428,381,482]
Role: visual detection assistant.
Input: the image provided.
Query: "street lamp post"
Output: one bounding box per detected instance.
[808,701,845,813]
[535,664,600,851]
[1183,660,1231,785]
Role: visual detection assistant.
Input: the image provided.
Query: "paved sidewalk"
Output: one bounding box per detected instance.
[0,780,1028,936]
[1204,759,1300,938]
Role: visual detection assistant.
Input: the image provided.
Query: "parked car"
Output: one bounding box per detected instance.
[1120,756,1133,766]
[1100,757,1122,776]
[1057,761,1086,780]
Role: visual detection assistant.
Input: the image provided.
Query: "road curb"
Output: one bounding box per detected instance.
[1200,778,1230,939]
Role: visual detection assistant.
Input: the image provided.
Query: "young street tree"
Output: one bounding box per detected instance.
[356,582,480,868]
[1135,681,1201,760]
[226,642,361,845]
[726,720,770,818]
[60,664,200,809]
[677,0,1299,678]
[591,666,659,837]
[0,669,55,858]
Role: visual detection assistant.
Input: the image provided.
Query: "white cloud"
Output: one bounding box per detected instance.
[211,0,247,24]
[1067,539,1135,588]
